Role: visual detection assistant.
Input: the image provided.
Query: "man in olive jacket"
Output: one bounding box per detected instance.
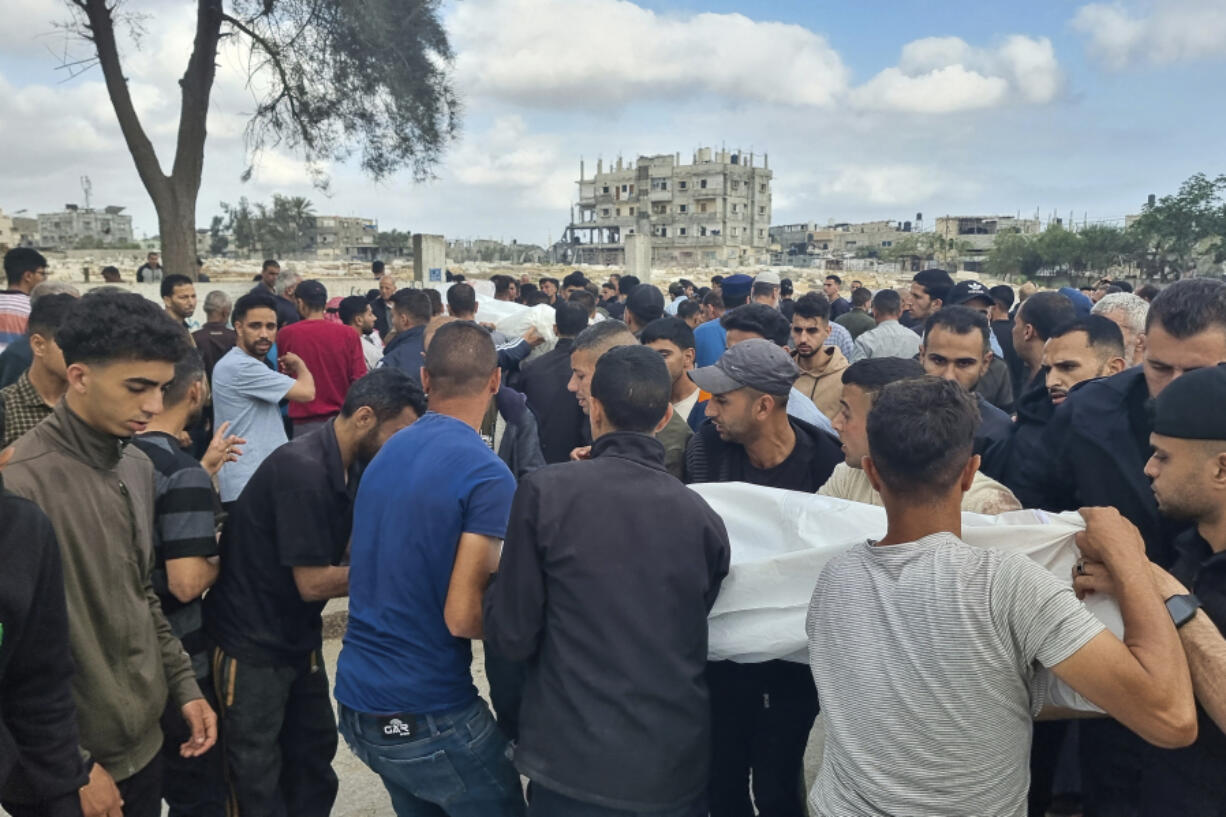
[3,291,216,817]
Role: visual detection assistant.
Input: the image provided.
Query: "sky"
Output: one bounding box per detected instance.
[2,0,1225,247]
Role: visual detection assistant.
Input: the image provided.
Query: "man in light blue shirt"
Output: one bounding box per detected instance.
[212,292,316,503]
[851,289,923,363]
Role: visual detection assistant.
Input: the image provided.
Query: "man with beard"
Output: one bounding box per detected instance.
[211,293,316,507]
[791,292,847,421]
[205,369,425,817]
[340,295,384,370]
[1074,364,1226,815]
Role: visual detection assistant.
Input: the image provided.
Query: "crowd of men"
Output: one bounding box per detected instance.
[1,244,1225,817]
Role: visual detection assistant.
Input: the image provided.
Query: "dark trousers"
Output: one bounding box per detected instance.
[1028,720,1070,817]
[161,678,226,817]
[706,660,817,817]
[212,646,338,817]
[484,644,528,743]
[2,752,162,817]
[528,785,705,817]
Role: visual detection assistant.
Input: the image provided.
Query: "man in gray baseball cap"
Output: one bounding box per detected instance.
[682,337,843,815]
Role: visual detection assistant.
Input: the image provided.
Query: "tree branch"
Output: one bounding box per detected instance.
[221,11,314,150]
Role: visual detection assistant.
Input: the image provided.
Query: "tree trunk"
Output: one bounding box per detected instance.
[83,0,222,281]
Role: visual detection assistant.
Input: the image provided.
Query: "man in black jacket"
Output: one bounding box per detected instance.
[919,307,1013,482]
[486,345,729,816]
[684,339,841,817]
[0,461,90,817]
[519,302,588,464]
[1017,278,1226,817]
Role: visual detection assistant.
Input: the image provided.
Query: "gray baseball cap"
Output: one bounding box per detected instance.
[688,338,800,397]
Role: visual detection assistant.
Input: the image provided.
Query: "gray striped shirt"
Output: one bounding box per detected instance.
[806,533,1104,817]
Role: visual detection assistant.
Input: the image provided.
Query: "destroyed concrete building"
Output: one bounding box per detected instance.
[561,148,773,267]
[314,215,379,260]
[771,219,915,261]
[37,204,133,248]
[934,214,1040,269]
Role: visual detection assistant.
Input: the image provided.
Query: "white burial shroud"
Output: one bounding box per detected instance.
[691,482,1117,713]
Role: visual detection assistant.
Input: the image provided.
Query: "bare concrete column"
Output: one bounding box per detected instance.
[625,233,652,283]
[412,234,446,284]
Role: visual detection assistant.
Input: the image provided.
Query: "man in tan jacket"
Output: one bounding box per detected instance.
[791,293,849,421]
[4,290,216,817]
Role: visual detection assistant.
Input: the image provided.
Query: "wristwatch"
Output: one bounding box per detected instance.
[1165,593,1201,629]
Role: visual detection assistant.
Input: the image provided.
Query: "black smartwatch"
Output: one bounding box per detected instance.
[1165,593,1201,629]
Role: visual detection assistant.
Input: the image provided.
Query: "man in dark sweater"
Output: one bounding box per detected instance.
[519,301,589,464]
[684,339,841,817]
[486,345,730,815]
[0,458,89,817]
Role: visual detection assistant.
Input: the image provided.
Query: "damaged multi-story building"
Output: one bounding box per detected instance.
[561,148,773,267]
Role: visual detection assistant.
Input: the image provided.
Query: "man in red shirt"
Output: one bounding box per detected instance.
[278,280,367,437]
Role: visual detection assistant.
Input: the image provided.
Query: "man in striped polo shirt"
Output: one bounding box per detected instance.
[132,348,233,817]
[0,249,47,355]
[806,377,1196,817]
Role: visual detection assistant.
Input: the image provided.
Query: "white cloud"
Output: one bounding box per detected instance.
[853,35,1061,113]
[1072,1,1226,69]
[450,0,849,108]
[819,164,978,207]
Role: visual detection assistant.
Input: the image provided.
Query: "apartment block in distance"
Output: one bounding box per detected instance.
[562,147,773,267]
[314,215,378,260]
[38,204,133,249]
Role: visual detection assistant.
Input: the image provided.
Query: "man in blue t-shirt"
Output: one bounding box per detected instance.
[335,321,524,816]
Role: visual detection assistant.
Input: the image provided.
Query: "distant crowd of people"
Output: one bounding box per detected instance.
[0,244,1224,817]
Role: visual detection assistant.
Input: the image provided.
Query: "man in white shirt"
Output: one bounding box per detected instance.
[821,357,1021,515]
[806,376,1196,817]
[212,292,316,504]
[339,295,383,370]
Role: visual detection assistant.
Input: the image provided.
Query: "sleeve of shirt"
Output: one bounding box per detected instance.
[273,469,341,567]
[850,335,870,363]
[156,466,220,560]
[460,459,516,539]
[990,553,1106,671]
[496,338,532,371]
[483,476,545,662]
[232,356,295,404]
[349,332,368,382]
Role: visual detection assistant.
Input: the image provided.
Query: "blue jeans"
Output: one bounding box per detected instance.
[338,699,525,817]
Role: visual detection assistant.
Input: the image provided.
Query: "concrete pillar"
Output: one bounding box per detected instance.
[625,233,652,283]
[412,233,446,284]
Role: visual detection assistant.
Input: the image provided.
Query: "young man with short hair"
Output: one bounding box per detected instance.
[677,298,703,329]
[919,306,1013,481]
[279,279,368,437]
[211,292,316,505]
[641,316,706,431]
[1013,291,1078,389]
[624,284,665,334]
[1,248,46,354]
[907,268,953,333]
[485,345,730,815]
[791,293,848,420]
[379,289,433,384]
[131,349,228,817]
[340,294,383,370]
[136,251,163,283]
[806,376,1195,817]
[207,368,425,817]
[539,277,560,306]
[4,291,218,817]
[685,339,842,817]
[161,274,198,333]
[0,293,74,448]
[835,286,875,338]
[822,358,1021,514]
[336,325,525,816]
[823,274,851,319]
[851,289,922,362]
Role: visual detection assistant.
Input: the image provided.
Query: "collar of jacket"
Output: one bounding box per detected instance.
[44,399,126,470]
[554,337,575,354]
[383,323,425,353]
[591,430,667,470]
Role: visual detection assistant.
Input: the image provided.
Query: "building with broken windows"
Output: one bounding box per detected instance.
[37,204,133,249]
[561,148,773,267]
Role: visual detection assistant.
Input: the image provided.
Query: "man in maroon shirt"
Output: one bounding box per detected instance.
[277,280,367,437]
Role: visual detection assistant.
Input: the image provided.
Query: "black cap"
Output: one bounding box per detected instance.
[947,280,993,306]
[625,284,665,322]
[1153,364,1226,440]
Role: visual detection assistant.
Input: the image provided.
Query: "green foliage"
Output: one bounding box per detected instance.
[208,215,230,255]
[218,195,315,255]
[376,229,413,253]
[228,0,459,185]
[1129,173,1226,280]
